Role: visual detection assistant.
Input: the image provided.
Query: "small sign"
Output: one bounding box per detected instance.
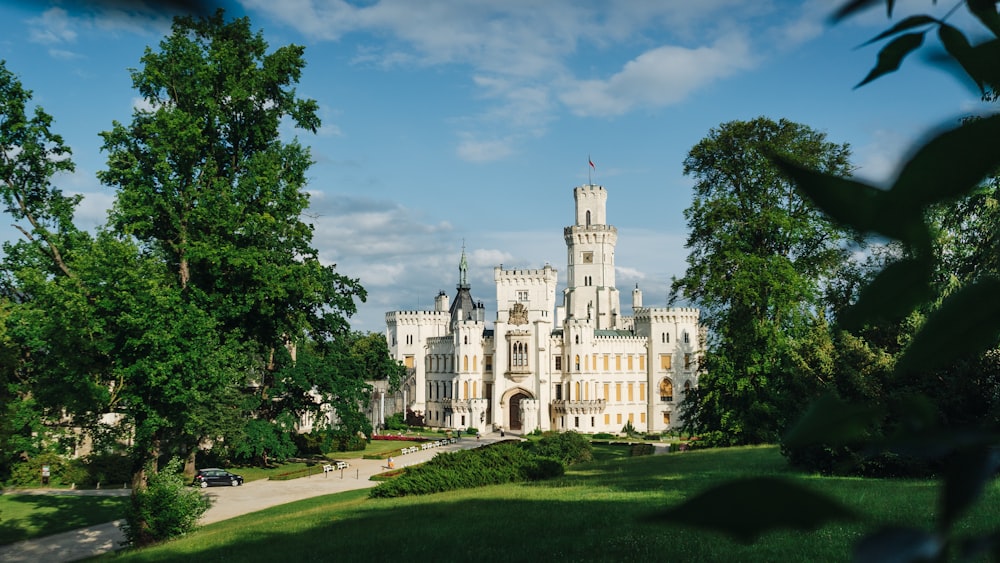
[41,465,50,477]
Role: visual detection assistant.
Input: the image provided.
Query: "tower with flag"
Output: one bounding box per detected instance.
[385,176,702,435]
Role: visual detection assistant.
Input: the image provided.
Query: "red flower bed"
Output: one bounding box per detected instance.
[372,435,428,442]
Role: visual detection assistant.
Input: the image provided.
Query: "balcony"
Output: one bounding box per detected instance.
[551,399,606,415]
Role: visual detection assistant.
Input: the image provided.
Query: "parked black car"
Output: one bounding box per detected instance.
[193,468,244,488]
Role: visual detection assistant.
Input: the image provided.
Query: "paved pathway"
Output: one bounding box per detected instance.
[0,434,503,562]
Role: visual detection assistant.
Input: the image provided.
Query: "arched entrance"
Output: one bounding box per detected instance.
[508,392,529,431]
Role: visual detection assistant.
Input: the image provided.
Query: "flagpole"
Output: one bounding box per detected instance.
[588,154,592,185]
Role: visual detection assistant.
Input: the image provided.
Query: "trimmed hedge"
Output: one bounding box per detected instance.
[369,432,592,498]
[270,465,324,481]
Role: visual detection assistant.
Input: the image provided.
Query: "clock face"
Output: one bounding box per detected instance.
[582,252,594,264]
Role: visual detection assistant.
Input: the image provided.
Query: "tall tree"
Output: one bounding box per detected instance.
[671,117,853,445]
[96,9,365,488]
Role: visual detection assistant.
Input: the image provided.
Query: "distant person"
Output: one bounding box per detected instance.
[500,428,505,437]
[457,429,462,439]
[476,431,481,441]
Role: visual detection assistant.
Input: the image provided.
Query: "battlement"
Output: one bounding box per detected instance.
[574,185,607,198]
[386,310,451,325]
[632,307,701,325]
[494,264,558,285]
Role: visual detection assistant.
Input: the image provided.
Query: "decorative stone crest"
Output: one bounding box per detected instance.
[509,302,529,325]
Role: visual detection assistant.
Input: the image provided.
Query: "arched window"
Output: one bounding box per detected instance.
[575,355,581,371]
[666,333,670,343]
[661,333,665,343]
[575,381,581,400]
[683,331,690,344]
[684,380,692,394]
[575,334,580,344]
[464,335,468,344]
[463,355,469,371]
[473,355,478,371]
[586,210,592,226]
[659,379,674,402]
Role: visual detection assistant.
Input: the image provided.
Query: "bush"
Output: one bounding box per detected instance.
[82,453,132,487]
[122,458,211,546]
[592,432,615,439]
[527,431,593,465]
[8,452,72,487]
[385,412,407,431]
[370,442,562,498]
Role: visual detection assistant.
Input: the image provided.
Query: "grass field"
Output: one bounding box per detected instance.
[99,445,1000,562]
[0,494,129,545]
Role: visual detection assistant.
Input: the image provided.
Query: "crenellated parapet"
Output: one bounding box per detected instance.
[386,310,451,326]
[633,306,701,325]
[494,264,558,285]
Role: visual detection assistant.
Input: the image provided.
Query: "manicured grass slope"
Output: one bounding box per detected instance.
[105,446,1000,562]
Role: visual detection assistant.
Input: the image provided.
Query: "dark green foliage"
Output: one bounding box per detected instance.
[121,458,210,546]
[525,431,594,464]
[370,433,590,498]
[384,413,407,431]
[629,443,655,457]
[672,117,853,446]
[592,432,615,439]
[662,2,1000,558]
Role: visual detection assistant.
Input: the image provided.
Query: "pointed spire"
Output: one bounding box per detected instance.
[459,240,469,287]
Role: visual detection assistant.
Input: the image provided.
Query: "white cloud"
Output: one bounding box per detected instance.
[559,35,756,117]
[455,135,515,163]
[241,1,785,159]
[29,7,77,45]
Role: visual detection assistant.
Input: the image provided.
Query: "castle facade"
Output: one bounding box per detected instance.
[385,184,701,434]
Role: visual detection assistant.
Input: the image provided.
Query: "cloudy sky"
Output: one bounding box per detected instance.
[0,0,990,332]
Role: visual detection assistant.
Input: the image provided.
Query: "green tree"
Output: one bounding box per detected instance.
[96,9,365,485]
[656,3,1000,558]
[671,117,854,445]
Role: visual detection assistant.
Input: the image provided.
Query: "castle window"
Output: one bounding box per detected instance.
[684,380,692,394]
[574,416,580,428]
[464,335,468,344]
[555,385,562,400]
[661,333,665,343]
[666,333,670,343]
[660,355,672,370]
[575,334,580,344]
[555,356,562,370]
[683,331,690,344]
[517,290,529,301]
[586,210,591,226]
[575,355,581,370]
[685,354,692,369]
[660,379,673,402]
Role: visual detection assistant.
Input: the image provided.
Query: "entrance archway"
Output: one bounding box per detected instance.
[508,392,529,431]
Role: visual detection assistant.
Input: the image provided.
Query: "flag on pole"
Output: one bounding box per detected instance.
[589,157,595,169]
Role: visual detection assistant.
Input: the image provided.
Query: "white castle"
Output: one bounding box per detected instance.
[385,184,701,434]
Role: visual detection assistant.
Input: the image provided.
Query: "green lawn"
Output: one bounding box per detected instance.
[0,494,130,545]
[100,445,1000,562]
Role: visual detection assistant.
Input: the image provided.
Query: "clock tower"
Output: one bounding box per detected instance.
[563,184,621,329]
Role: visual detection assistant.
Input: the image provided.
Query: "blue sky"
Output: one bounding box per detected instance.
[0,0,991,332]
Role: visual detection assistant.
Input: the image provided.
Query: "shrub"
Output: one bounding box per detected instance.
[122,458,211,546]
[8,452,73,487]
[522,457,565,480]
[82,453,132,487]
[370,442,561,498]
[385,412,407,431]
[629,443,655,457]
[527,431,593,465]
[592,432,615,439]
